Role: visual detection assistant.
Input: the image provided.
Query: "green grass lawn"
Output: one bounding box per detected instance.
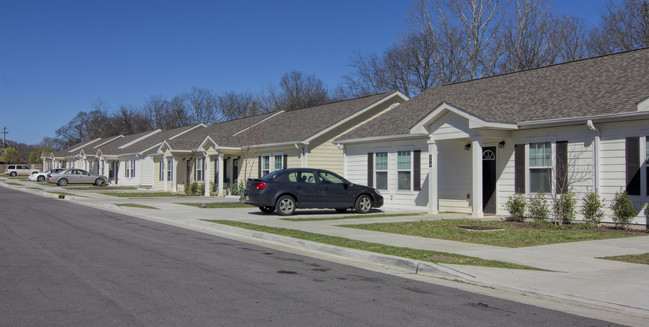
[6,182,23,186]
[204,220,537,270]
[342,219,645,248]
[115,203,159,210]
[103,192,181,197]
[177,202,252,209]
[281,213,426,221]
[599,253,649,265]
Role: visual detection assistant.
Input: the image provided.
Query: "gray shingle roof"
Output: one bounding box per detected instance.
[339,48,649,140]
[233,92,397,146]
[168,112,277,149]
[97,130,159,156]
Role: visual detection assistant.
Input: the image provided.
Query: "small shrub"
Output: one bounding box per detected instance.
[184,183,190,195]
[198,182,205,195]
[553,191,577,224]
[581,191,604,227]
[609,190,637,229]
[232,180,245,196]
[528,192,549,221]
[190,182,199,195]
[505,193,526,222]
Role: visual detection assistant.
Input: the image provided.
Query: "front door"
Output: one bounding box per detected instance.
[482,147,497,214]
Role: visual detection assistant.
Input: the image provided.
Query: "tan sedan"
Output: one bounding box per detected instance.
[46,169,108,186]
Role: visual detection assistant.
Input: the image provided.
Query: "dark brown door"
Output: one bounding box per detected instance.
[482,147,497,214]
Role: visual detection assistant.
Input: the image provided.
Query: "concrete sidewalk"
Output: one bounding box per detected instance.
[3,179,649,325]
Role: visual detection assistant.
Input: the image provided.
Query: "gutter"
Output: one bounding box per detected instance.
[518,112,649,129]
[335,133,428,145]
[587,120,600,191]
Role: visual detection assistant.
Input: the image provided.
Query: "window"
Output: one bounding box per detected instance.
[397,151,411,191]
[261,155,270,176]
[167,159,173,181]
[319,171,344,184]
[287,171,316,183]
[375,152,388,190]
[125,160,135,178]
[159,161,164,181]
[274,154,283,170]
[529,142,552,193]
[195,158,204,182]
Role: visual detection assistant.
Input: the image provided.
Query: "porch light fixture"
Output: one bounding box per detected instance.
[464,143,471,150]
[498,141,505,148]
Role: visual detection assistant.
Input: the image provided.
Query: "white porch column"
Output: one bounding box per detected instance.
[204,153,211,197]
[427,137,438,214]
[217,153,224,197]
[472,136,484,218]
[171,157,178,193]
[163,157,168,192]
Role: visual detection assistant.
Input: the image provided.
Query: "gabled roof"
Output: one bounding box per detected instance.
[163,111,279,151]
[338,48,649,141]
[96,130,160,156]
[233,92,406,147]
[52,138,104,158]
[119,124,204,155]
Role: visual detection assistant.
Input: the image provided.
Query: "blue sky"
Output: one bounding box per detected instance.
[0,0,610,145]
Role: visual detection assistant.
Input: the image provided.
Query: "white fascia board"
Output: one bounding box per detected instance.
[410,103,476,133]
[232,111,285,137]
[243,140,305,150]
[335,133,428,145]
[638,96,649,112]
[94,135,123,149]
[168,123,206,140]
[155,140,172,154]
[198,136,217,151]
[304,91,408,144]
[118,130,161,149]
[518,112,649,129]
[69,138,102,153]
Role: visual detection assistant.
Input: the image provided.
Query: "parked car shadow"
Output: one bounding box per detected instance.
[247,208,384,216]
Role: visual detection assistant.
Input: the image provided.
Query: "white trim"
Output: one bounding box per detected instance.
[304,91,408,143]
[118,130,161,149]
[232,111,285,136]
[637,96,649,112]
[518,112,649,129]
[410,102,518,134]
[336,133,428,145]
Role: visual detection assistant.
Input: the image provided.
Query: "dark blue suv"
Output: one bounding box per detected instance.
[244,168,383,215]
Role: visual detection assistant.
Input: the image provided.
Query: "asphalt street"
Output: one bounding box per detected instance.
[0,187,623,326]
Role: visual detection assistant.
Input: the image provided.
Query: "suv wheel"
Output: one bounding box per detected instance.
[275,195,296,216]
[9,172,16,177]
[355,195,372,213]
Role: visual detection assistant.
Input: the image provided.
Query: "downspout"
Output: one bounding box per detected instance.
[337,143,346,177]
[294,144,302,167]
[587,120,600,191]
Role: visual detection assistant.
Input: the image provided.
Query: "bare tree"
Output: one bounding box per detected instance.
[500,0,559,71]
[217,91,269,121]
[143,95,169,129]
[268,71,329,111]
[587,0,649,55]
[184,86,220,124]
[164,96,192,129]
[109,105,152,135]
[343,51,393,97]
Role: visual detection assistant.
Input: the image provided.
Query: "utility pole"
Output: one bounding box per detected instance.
[1,126,6,151]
